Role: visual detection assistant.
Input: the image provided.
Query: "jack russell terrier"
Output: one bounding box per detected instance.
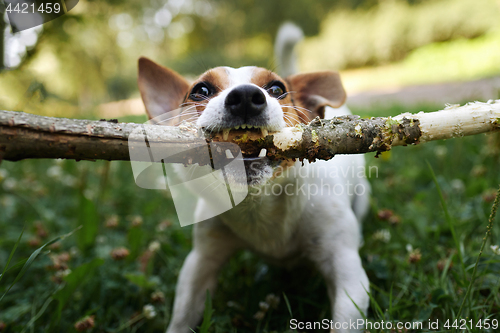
[137,24,370,333]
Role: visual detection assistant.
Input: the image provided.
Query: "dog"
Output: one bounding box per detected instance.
[137,24,370,333]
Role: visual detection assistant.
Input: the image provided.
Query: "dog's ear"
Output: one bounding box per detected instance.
[285,71,346,120]
[138,57,191,120]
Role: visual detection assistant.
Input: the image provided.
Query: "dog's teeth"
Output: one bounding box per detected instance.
[225,149,234,159]
[261,128,268,137]
[258,148,267,158]
[222,129,230,141]
[234,125,240,130]
[241,124,246,129]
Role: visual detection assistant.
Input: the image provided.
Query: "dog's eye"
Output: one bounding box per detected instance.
[190,83,213,101]
[266,81,286,99]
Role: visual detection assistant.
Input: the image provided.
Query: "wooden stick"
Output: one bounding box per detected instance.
[0,100,499,164]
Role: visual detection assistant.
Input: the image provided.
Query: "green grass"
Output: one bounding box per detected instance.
[1,103,500,332]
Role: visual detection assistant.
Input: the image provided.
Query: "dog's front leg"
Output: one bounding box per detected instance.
[166,217,242,333]
[309,210,369,333]
[326,247,369,333]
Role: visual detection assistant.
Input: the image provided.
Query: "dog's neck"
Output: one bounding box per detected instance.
[212,161,309,257]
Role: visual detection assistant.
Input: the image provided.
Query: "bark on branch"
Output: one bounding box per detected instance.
[1,100,499,164]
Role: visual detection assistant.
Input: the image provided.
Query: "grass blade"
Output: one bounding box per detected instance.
[52,257,104,325]
[0,226,81,303]
[197,290,214,333]
[427,161,466,279]
[282,292,293,318]
[455,184,500,331]
[346,288,369,321]
[366,284,385,319]
[0,227,24,285]
[20,285,63,333]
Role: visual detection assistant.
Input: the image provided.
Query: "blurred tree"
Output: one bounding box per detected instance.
[2,0,347,116]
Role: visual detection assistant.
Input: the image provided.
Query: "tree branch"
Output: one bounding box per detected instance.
[1,100,499,164]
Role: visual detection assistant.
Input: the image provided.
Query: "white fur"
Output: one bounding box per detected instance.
[225,66,255,85]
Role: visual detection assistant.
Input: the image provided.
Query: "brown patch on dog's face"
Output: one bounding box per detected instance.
[249,68,304,126]
[202,67,231,90]
[249,68,281,87]
[182,68,231,115]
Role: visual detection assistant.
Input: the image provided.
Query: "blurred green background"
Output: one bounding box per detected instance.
[1,1,500,332]
[1,0,500,118]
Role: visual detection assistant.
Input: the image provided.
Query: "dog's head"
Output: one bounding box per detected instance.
[137,57,346,185]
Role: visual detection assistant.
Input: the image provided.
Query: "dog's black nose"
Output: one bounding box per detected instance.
[225,85,267,118]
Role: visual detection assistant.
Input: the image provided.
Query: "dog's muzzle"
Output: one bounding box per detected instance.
[225,85,267,121]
